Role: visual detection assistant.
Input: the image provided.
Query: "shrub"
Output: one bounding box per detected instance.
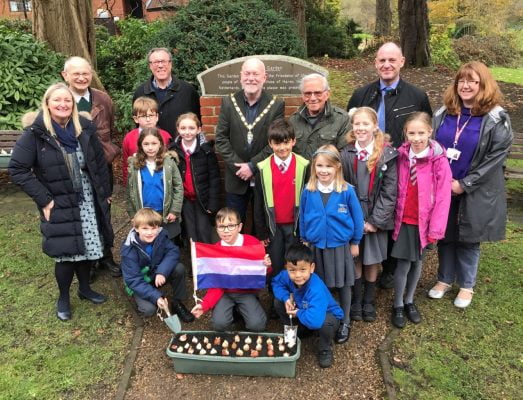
[430,29,461,70]
[0,27,64,129]
[453,33,522,67]
[306,1,358,58]
[147,0,306,84]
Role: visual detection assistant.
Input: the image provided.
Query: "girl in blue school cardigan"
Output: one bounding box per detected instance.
[299,144,364,345]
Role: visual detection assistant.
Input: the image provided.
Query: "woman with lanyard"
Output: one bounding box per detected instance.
[429,61,513,308]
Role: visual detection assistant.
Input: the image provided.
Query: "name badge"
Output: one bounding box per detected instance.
[338,204,348,214]
[446,147,461,161]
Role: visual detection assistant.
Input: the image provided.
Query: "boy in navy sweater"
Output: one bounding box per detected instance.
[121,208,194,322]
[272,243,344,368]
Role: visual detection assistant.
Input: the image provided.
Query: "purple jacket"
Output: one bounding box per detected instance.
[393,140,452,250]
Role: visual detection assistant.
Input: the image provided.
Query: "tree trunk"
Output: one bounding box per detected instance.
[398,0,430,67]
[375,0,391,37]
[32,0,103,89]
[271,0,307,56]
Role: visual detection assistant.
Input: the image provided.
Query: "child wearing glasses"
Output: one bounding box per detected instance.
[191,207,272,331]
[121,96,172,186]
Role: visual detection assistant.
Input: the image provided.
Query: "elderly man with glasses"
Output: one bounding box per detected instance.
[133,47,200,139]
[290,73,349,160]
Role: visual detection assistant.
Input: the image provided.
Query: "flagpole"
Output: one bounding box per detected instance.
[190,239,201,304]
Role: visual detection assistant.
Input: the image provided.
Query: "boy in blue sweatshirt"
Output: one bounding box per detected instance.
[121,208,194,322]
[272,243,344,368]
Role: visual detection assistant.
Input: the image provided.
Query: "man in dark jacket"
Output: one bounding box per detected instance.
[215,57,285,223]
[62,56,121,278]
[347,42,432,288]
[133,48,200,138]
[290,73,349,160]
[347,42,432,148]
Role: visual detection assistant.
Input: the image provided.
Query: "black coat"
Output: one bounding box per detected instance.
[347,79,432,148]
[170,139,221,214]
[8,112,114,258]
[133,76,201,138]
[340,144,398,231]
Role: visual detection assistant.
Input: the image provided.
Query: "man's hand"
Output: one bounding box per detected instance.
[166,213,177,222]
[364,222,377,233]
[451,179,464,195]
[155,274,166,287]
[234,163,253,181]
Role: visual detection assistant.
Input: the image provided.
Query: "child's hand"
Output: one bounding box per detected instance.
[155,274,166,287]
[263,254,272,267]
[191,304,204,318]
[451,179,464,195]
[285,298,296,314]
[157,297,168,310]
[42,200,54,221]
[261,239,270,247]
[364,222,377,233]
[350,244,359,258]
[166,213,177,222]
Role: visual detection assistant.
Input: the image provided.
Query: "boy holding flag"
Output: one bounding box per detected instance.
[191,207,272,331]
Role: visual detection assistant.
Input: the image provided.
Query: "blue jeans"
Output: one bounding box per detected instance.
[437,241,480,289]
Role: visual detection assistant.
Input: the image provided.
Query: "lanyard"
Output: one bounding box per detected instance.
[453,113,472,148]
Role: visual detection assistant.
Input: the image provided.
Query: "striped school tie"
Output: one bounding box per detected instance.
[279,162,287,173]
[358,149,368,161]
[410,158,417,185]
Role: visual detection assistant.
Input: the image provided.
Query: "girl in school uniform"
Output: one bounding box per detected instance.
[390,112,451,328]
[300,144,364,344]
[341,107,398,322]
[126,127,183,239]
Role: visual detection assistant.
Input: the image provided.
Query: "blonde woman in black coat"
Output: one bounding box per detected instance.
[9,83,114,321]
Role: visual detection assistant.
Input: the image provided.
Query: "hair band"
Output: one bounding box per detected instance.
[312,149,340,161]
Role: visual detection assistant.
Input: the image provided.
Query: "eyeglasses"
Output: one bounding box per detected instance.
[149,59,171,66]
[70,72,91,78]
[457,80,480,86]
[303,90,326,99]
[135,113,157,120]
[216,223,240,232]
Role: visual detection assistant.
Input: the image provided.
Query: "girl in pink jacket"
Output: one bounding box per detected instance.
[391,112,451,329]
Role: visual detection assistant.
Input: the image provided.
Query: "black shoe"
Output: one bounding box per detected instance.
[362,303,376,322]
[318,350,333,368]
[378,272,395,289]
[404,303,421,324]
[172,302,195,323]
[335,322,351,344]
[350,302,363,321]
[56,300,71,321]
[391,306,405,328]
[78,290,107,304]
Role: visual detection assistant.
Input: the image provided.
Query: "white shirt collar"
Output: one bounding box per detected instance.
[72,90,90,103]
[409,146,430,160]
[317,181,334,193]
[273,154,292,168]
[221,233,244,247]
[182,140,197,154]
[355,140,374,155]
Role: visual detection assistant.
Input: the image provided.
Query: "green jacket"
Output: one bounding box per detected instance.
[126,153,183,221]
[253,153,310,240]
[290,100,349,160]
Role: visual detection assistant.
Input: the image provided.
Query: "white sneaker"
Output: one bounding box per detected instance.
[454,288,474,308]
[428,281,452,299]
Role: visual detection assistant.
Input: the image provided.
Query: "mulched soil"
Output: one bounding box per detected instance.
[1,58,521,400]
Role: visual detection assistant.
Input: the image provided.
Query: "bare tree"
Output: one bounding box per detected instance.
[398,0,430,67]
[32,0,103,88]
[375,0,391,37]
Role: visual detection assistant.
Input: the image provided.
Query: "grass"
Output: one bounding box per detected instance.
[392,223,523,400]
[0,210,133,400]
[506,158,523,170]
[326,68,354,109]
[491,67,523,85]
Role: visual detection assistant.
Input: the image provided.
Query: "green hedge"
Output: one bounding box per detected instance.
[0,25,64,129]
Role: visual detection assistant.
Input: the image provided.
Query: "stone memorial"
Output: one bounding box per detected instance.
[197,55,328,96]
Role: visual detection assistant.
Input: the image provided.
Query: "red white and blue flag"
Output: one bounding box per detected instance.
[191,242,267,290]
